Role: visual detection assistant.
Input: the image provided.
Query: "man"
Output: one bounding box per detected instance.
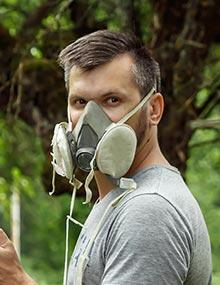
[0,30,212,284]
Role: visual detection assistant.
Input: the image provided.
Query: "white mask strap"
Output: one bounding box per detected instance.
[49,166,56,195]
[49,127,60,196]
[117,87,155,125]
[67,105,72,132]
[83,154,96,204]
[63,177,83,285]
[63,185,76,285]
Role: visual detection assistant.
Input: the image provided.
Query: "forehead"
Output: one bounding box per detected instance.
[68,54,139,99]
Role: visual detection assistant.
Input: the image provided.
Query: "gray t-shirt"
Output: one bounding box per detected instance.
[68,165,212,284]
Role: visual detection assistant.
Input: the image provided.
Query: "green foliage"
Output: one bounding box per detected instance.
[0,114,44,177]
[21,191,90,284]
[30,47,43,59]
[134,0,153,41]
[42,11,73,32]
[213,272,220,285]
[93,0,152,40]
[0,0,44,36]
[204,44,220,82]
[0,113,44,222]
[187,128,220,278]
[188,43,220,282]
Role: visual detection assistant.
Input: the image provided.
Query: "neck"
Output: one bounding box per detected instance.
[94,171,115,200]
[127,127,170,176]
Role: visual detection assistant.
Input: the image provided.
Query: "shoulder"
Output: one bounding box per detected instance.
[127,166,201,228]
[103,193,193,282]
[114,193,186,232]
[108,193,194,249]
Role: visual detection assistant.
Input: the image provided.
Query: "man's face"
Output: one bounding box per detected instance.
[68,54,147,141]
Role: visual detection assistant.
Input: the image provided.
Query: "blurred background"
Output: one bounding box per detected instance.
[0,0,219,284]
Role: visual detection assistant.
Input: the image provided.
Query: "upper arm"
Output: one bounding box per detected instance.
[101,194,193,285]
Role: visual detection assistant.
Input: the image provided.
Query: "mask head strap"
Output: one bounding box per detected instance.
[117,87,155,124]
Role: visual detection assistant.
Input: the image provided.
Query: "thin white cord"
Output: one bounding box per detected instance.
[67,105,73,131]
[63,185,77,285]
[67,215,84,228]
[49,167,56,196]
[63,216,70,285]
[69,183,77,217]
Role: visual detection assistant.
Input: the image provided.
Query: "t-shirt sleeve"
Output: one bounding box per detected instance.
[101,194,193,285]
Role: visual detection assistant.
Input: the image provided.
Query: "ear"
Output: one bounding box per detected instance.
[148,93,164,126]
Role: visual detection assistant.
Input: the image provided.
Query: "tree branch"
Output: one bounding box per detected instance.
[202,96,220,119]
[190,137,220,148]
[190,118,220,129]
[122,0,142,38]
[196,80,220,116]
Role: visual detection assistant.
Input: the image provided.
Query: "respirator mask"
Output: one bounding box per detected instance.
[50,86,155,202]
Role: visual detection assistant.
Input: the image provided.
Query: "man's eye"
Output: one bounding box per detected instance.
[76,98,87,104]
[106,97,120,106]
[71,98,87,108]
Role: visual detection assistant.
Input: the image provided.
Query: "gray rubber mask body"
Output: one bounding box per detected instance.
[67,101,113,172]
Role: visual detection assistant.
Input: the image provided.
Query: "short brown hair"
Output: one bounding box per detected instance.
[58,30,161,96]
